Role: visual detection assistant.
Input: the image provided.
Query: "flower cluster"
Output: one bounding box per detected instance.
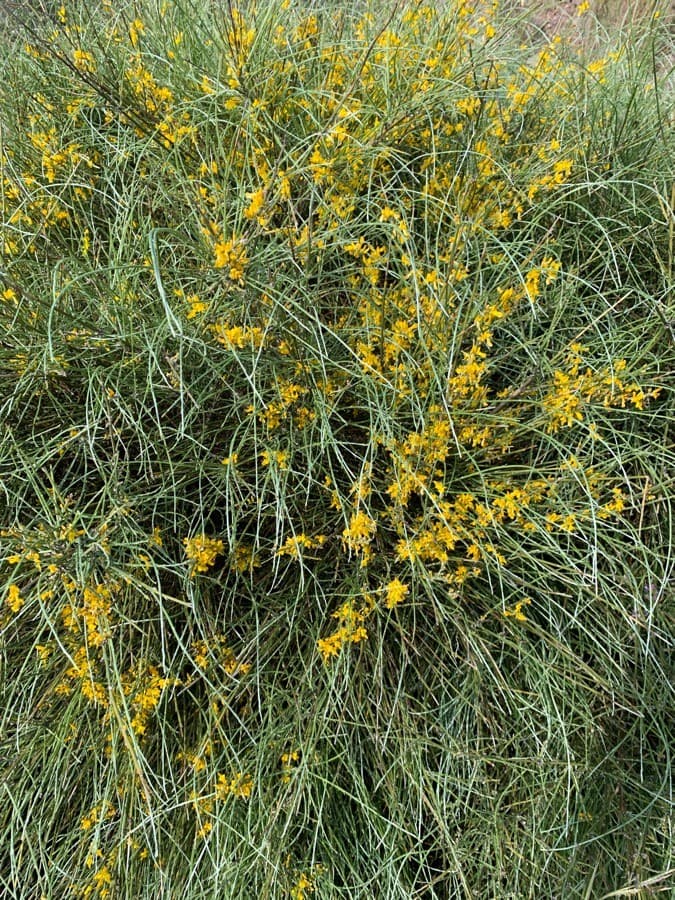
[183,534,224,575]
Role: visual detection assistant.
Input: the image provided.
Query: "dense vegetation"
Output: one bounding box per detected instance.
[1,1,674,896]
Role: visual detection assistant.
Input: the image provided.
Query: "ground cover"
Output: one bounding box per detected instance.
[1,1,674,896]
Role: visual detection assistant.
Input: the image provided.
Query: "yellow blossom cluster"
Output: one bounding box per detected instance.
[211,321,266,349]
[122,661,176,736]
[215,771,253,800]
[277,533,327,560]
[341,511,377,565]
[542,345,660,432]
[212,235,249,282]
[183,534,224,575]
[318,596,374,662]
[384,578,409,609]
[5,583,23,613]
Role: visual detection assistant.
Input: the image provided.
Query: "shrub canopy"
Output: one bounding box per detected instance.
[1,1,674,897]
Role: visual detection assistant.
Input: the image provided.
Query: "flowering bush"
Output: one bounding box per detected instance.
[1,1,673,896]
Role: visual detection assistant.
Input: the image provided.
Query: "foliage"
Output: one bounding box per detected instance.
[1,1,674,896]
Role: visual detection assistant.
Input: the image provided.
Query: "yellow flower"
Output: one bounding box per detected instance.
[73,49,96,72]
[129,18,145,47]
[309,147,333,183]
[318,596,373,662]
[91,866,112,892]
[280,750,300,783]
[291,872,314,900]
[213,236,249,282]
[185,294,207,319]
[553,159,573,183]
[212,322,265,349]
[215,771,253,800]
[191,635,250,676]
[243,187,265,221]
[6,584,23,613]
[456,95,481,117]
[277,534,326,559]
[503,598,531,622]
[342,511,376,554]
[183,534,224,574]
[261,448,289,469]
[598,487,626,519]
[384,578,409,609]
[35,644,52,664]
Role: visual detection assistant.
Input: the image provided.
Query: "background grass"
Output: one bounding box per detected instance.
[1,1,674,897]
